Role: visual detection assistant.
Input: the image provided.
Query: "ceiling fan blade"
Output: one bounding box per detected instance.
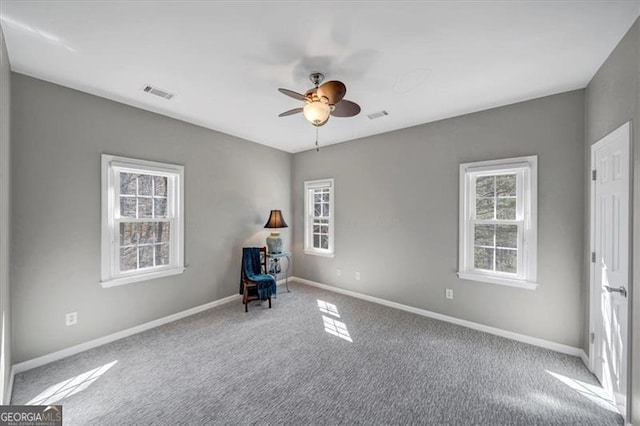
[331,100,361,117]
[317,80,346,105]
[278,108,303,117]
[278,88,307,101]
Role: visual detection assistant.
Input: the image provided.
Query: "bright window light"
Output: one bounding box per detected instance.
[322,315,352,343]
[304,179,335,257]
[101,155,185,287]
[546,370,618,413]
[27,361,118,405]
[458,156,538,289]
[317,300,340,317]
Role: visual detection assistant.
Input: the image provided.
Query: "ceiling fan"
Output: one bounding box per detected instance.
[278,72,361,127]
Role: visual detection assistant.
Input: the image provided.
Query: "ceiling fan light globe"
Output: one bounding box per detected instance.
[303,101,330,126]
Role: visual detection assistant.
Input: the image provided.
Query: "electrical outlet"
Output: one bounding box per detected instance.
[445,289,454,300]
[355,272,361,280]
[66,312,78,326]
[336,269,342,277]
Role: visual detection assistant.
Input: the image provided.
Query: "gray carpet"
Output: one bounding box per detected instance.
[12,282,622,425]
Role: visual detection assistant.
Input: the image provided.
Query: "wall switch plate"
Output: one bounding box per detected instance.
[66,312,78,326]
[336,269,342,277]
[445,289,454,299]
[355,272,361,280]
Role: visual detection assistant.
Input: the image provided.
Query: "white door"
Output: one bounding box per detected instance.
[590,121,631,418]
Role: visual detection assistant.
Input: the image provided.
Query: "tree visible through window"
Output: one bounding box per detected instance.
[458,156,537,289]
[118,173,171,271]
[304,179,334,256]
[101,155,184,287]
[473,174,519,274]
[312,187,331,250]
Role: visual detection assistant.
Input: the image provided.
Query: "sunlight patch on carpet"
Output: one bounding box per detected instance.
[27,360,118,405]
[546,370,618,413]
[317,300,340,317]
[322,315,353,342]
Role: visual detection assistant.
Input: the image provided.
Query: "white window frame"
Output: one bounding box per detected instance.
[304,178,335,257]
[457,155,538,290]
[101,154,185,288]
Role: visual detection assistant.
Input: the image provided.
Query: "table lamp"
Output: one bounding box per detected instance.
[264,210,288,254]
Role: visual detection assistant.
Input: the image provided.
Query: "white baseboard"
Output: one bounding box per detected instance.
[12,292,242,375]
[579,350,589,368]
[12,278,288,377]
[10,275,582,400]
[291,276,584,358]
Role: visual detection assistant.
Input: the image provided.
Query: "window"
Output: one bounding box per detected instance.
[101,155,184,287]
[304,178,335,257]
[458,156,537,289]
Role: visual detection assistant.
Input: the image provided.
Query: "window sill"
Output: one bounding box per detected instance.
[304,250,335,258]
[457,271,538,290]
[101,267,185,288]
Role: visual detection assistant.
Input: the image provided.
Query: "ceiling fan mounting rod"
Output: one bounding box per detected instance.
[309,72,325,87]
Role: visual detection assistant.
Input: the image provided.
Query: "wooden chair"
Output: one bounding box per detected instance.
[241,247,272,312]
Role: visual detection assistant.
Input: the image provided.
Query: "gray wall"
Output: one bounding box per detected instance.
[0,25,11,404]
[10,74,291,363]
[292,90,586,348]
[585,17,639,424]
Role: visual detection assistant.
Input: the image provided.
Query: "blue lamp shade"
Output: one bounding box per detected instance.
[264,210,288,254]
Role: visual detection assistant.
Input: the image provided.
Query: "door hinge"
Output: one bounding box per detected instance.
[590,332,595,344]
[591,252,596,263]
[592,169,597,181]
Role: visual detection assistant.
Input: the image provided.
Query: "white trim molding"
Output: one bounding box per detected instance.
[12,293,241,375]
[458,155,538,289]
[8,275,582,405]
[304,178,335,257]
[101,154,185,287]
[588,121,632,421]
[580,350,590,368]
[456,272,538,290]
[10,278,288,377]
[291,276,583,358]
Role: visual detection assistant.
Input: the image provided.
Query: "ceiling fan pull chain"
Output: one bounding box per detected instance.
[315,127,320,152]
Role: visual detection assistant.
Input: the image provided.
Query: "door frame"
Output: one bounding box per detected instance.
[588,120,632,420]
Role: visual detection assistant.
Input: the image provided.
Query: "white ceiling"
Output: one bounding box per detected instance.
[1,1,639,153]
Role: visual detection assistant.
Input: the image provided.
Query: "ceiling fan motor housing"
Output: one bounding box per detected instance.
[277,72,360,127]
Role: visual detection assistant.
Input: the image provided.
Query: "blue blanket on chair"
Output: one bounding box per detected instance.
[240,247,277,300]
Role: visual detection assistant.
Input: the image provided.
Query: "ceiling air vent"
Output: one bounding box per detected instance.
[143,84,174,100]
[367,110,388,120]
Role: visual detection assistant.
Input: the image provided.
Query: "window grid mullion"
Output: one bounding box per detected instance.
[305,181,333,253]
[459,157,536,286]
[472,219,522,226]
[492,218,496,272]
[103,157,184,285]
[493,175,497,221]
[471,172,521,275]
[114,197,172,274]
